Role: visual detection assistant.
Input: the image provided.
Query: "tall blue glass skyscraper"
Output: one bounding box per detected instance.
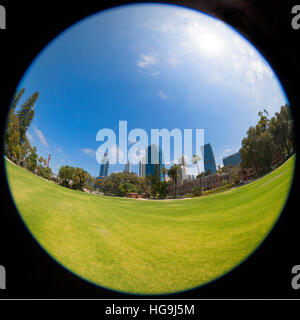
[99,153,109,177]
[201,143,217,173]
[145,144,165,181]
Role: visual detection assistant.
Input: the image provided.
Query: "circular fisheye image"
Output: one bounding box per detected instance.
[4,3,295,295]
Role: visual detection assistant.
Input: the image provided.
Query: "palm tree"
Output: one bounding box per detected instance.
[191,154,201,175]
[161,167,168,182]
[168,164,180,198]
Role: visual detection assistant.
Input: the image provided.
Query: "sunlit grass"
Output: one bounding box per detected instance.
[5,156,295,294]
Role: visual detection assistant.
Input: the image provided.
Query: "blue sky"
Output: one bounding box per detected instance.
[15,3,288,177]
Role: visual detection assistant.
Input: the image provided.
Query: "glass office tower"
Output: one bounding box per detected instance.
[223,152,241,167]
[145,144,165,181]
[99,153,109,177]
[201,143,217,173]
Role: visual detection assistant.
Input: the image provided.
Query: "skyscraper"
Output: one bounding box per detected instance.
[223,152,241,167]
[124,160,131,173]
[139,156,146,178]
[178,155,189,182]
[145,144,165,181]
[99,153,109,177]
[201,143,217,173]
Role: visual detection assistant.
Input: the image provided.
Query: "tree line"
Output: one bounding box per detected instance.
[4,88,43,172]
[4,88,93,191]
[94,164,184,199]
[4,88,55,181]
[239,105,294,175]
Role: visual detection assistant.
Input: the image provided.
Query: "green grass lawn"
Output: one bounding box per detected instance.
[5,156,295,294]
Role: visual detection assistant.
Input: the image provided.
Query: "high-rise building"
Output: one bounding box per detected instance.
[178,155,189,182]
[223,152,241,167]
[139,156,146,178]
[99,153,109,178]
[124,160,131,173]
[145,144,165,181]
[201,143,217,173]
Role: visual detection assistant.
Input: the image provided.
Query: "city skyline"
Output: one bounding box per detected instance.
[14,3,288,177]
[99,143,214,179]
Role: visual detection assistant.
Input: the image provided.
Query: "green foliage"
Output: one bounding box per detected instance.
[4,112,21,162]
[4,88,41,170]
[72,168,92,190]
[117,182,137,196]
[4,88,25,162]
[168,164,180,198]
[161,167,168,182]
[38,156,47,167]
[146,165,163,198]
[192,186,202,197]
[26,146,38,172]
[4,88,56,183]
[203,183,234,196]
[196,171,210,179]
[95,171,149,197]
[58,165,92,191]
[240,105,294,175]
[230,166,242,185]
[221,179,228,186]
[16,92,39,145]
[37,165,52,180]
[58,165,75,187]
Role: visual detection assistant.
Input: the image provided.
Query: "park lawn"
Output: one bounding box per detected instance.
[5,156,295,294]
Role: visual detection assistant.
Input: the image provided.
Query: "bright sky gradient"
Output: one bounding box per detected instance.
[15,3,288,177]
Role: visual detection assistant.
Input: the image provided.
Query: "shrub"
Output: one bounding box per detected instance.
[192,187,202,197]
[203,183,234,196]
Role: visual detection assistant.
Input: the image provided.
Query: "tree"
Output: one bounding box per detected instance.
[230,166,242,185]
[26,146,38,172]
[20,138,31,166]
[9,88,26,114]
[58,165,75,187]
[4,89,40,168]
[38,156,47,167]
[161,167,168,182]
[159,181,168,199]
[240,110,275,174]
[4,112,21,162]
[269,104,294,158]
[168,164,180,198]
[37,165,52,180]
[191,154,201,175]
[117,182,137,197]
[4,88,25,162]
[72,168,92,190]
[37,155,52,179]
[17,91,39,145]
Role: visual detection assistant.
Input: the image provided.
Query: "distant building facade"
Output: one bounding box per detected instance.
[170,172,232,196]
[124,160,131,173]
[178,155,189,182]
[201,143,217,173]
[139,156,146,178]
[223,152,241,167]
[145,144,165,180]
[99,153,109,178]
